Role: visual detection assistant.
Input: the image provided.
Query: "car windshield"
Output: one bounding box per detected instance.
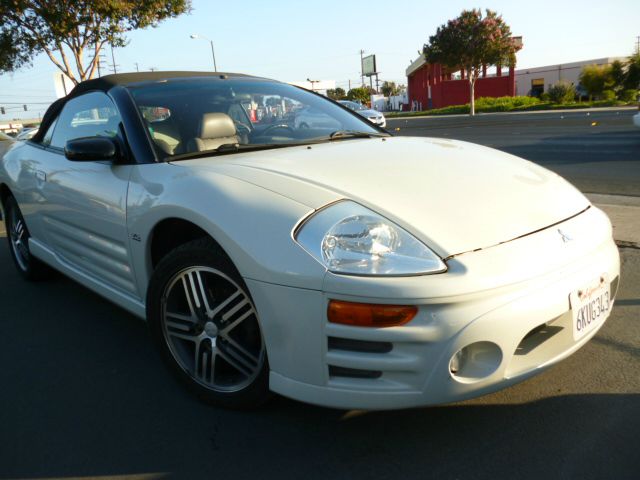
[127,77,385,160]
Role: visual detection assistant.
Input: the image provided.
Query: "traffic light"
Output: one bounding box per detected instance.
[0,106,4,114]
[23,105,27,111]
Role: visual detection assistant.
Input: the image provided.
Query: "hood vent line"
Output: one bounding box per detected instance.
[444,206,591,261]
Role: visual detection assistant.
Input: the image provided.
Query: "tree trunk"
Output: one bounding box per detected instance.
[469,78,475,116]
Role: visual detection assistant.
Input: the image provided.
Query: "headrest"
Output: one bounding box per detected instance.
[199,112,236,139]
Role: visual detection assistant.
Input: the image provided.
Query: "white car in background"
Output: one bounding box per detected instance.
[0,72,619,410]
[293,106,341,130]
[338,100,386,127]
[633,108,640,128]
[16,128,38,141]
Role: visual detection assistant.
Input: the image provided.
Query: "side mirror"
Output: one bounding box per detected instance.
[64,136,119,162]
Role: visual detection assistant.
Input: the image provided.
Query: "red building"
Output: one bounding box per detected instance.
[406,56,515,110]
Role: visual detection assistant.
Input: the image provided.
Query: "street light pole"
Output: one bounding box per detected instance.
[191,34,218,72]
[209,40,218,72]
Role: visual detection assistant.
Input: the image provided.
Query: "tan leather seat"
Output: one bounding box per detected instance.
[187,113,239,152]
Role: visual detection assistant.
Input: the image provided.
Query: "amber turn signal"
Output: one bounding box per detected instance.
[327,300,418,328]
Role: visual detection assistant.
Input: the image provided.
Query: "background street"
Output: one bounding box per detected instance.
[1,109,639,479]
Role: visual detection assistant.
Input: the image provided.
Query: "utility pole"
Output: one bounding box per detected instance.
[636,36,640,54]
[89,48,106,77]
[110,44,118,74]
[348,79,351,90]
[134,62,140,72]
[360,49,365,87]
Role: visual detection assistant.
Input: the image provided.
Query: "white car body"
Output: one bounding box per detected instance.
[0,73,619,410]
[633,112,640,128]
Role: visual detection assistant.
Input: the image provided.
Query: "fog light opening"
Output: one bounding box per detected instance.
[449,341,503,383]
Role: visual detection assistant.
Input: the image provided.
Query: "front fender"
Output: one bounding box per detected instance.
[126,163,327,299]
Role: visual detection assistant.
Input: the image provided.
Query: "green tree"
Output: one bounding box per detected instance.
[0,0,191,85]
[610,60,625,94]
[624,52,640,91]
[423,9,521,115]
[381,81,401,97]
[347,86,372,104]
[326,87,346,100]
[579,64,614,100]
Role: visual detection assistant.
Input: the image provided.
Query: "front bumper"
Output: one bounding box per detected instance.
[246,207,620,409]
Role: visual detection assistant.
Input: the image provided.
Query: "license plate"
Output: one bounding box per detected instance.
[570,276,611,341]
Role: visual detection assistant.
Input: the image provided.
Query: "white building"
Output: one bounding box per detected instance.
[515,57,626,96]
[289,80,336,96]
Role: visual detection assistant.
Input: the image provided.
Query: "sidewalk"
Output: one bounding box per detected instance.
[587,193,640,249]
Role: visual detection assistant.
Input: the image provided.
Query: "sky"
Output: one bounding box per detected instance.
[1,0,639,121]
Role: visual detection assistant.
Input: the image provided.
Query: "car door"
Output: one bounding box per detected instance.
[34,91,138,297]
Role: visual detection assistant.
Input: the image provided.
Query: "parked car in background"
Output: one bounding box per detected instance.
[338,100,386,127]
[0,71,619,410]
[293,105,341,130]
[16,128,38,141]
[633,104,640,128]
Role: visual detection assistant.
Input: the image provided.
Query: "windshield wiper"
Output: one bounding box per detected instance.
[328,130,388,140]
[167,142,310,162]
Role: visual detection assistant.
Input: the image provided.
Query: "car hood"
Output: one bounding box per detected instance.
[177,137,590,257]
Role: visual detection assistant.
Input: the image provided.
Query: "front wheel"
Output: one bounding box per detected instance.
[147,238,269,409]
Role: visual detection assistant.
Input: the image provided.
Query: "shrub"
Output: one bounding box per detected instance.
[601,90,616,101]
[619,89,639,102]
[547,82,576,104]
[539,92,551,102]
[474,96,540,111]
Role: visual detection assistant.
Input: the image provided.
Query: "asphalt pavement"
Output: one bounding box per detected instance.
[1,109,639,479]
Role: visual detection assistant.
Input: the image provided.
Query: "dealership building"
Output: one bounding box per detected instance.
[406,54,625,109]
[406,56,516,110]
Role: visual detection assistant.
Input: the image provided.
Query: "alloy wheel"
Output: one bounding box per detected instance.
[160,266,265,392]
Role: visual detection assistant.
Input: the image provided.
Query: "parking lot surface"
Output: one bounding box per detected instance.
[1,111,639,479]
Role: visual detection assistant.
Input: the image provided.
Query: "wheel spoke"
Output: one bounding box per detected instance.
[168,330,199,343]
[195,270,214,315]
[215,345,253,377]
[181,272,201,315]
[194,338,209,384]
[221,308,254,335]
[221,334,260,367]
[208,289,241,319]
[166,310,197,332]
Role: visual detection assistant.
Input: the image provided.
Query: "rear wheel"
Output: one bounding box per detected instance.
[147,238,269,409]
[4,196,50,281]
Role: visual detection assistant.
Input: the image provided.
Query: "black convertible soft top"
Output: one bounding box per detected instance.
[34,71,262,142]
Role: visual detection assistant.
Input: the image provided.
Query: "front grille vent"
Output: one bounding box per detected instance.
[329,365,382,379]
[328,337,392,354]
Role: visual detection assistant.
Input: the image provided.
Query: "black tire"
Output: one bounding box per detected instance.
[4,196,50,281]
[147,237,270,409]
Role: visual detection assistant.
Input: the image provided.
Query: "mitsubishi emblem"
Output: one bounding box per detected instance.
[557,229,572,243]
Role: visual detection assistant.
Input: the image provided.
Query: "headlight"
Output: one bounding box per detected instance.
[295,201,446,276]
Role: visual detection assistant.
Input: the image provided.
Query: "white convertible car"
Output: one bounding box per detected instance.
[0,72,619,410]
